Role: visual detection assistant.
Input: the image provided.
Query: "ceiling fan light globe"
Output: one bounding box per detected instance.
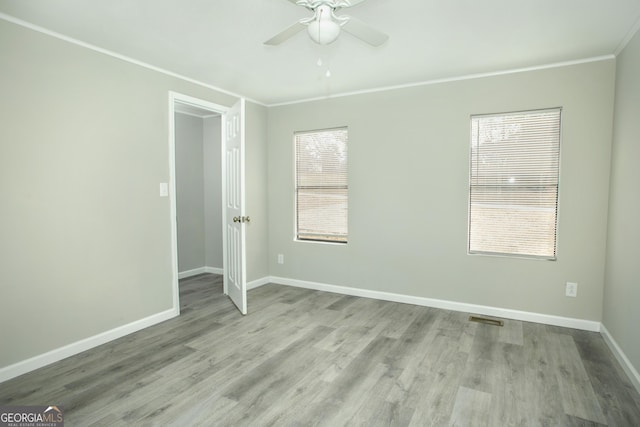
[307,19,341,45]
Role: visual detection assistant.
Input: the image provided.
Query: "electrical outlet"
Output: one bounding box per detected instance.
[277,254,284,264]
[566,282,578,297]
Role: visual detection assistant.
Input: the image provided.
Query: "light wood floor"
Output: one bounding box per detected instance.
[1,274,639,426]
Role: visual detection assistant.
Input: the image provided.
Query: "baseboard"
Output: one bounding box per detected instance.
[178,267,207,279]
[600,324,640,394]
[179,269,266,290]
[247,276,270,290]
[2,275,606,385]
[269,276,602,332]
[0,307,179,384]
[205,266,224,275]
[178,266,223,279]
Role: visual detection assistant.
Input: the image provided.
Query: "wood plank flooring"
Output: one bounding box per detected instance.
[1,273,639,426]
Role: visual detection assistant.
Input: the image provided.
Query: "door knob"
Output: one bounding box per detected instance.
[233,216,240,223]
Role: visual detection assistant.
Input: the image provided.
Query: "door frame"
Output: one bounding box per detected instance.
[168,91,236,313]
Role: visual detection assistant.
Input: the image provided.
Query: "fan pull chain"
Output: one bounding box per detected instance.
[316,57,331,78]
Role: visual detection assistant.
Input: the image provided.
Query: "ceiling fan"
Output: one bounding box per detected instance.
[264,0,388,47]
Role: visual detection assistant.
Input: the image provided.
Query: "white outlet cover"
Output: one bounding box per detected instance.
[566,282,578,297]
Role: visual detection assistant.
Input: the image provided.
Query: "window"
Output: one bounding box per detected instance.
[295,127,348,243]
[469,108,561,259]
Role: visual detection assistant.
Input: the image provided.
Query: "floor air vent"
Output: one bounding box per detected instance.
[469,315,504,327]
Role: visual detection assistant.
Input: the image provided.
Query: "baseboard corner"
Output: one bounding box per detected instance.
[600,324,640,395]
[248,276,270,290]
[204,266,224,275]
[178,266,223,279]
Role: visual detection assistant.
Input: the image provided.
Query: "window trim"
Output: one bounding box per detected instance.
[467,107,562,261]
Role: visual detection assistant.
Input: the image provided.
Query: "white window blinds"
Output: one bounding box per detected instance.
[469,108,561,259]
[295,127,348,243]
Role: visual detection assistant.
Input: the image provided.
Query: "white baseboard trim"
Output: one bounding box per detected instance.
[269,276,602,332]
[1,275,607,385]
[205,266,224,275]
[0,307,179,384]
[178,267,206,279]
[600,324,640,394]
[247,276,270,290]
[178,266,223,279]
[179,269,265,290]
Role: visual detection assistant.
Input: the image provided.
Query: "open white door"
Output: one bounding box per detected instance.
[223,98,247,314]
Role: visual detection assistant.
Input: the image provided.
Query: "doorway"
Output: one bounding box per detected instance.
[168,92,248,315]
[174,104,222,277]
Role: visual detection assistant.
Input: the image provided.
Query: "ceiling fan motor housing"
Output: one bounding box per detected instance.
[265,0,387,47]
[307,5,342,44]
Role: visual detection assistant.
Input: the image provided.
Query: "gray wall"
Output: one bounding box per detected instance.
[0,19,267,369]
[603,29,640,378]
[175,113,223,273]
[245,101,270,283]
[268,60,615,322]
[175,113,205,272]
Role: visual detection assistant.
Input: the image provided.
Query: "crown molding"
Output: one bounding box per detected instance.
[615,14,640,56]
[0,13,265,107]
[267,55,616,107]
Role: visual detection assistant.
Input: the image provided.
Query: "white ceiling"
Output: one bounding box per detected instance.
[2,0,640,106]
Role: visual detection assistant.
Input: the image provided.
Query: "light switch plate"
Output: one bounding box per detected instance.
[159,182,169,197]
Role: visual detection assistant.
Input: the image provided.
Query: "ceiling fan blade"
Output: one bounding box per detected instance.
[287,0,313,8]
[337,0,370,7]
[264,21,307,45]
[341,16,388,47]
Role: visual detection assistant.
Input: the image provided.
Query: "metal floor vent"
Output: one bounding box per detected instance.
[469,315,504,327]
